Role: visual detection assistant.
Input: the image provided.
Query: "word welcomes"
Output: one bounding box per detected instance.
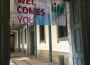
[16,0,45,24]
[15,0,66,25]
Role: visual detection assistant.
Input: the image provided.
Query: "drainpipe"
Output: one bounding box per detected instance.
[49,25,52,62]
[49,1,53,62]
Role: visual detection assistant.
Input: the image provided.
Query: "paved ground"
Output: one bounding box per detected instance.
[10,52,59,65]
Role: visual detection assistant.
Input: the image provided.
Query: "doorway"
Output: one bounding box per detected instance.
[10,33,15,52]
[30,26,35,55]
[31,30,35,55]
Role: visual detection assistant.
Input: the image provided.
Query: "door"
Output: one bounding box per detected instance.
[30,26,35,55]
[70,0,85,65]
[10,35,14,52]
[31,31,35,55]
[0,0,10,65]
[84,0,90,65]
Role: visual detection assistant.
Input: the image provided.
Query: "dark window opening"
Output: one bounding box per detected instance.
[40,25,45,41]
[58,26,68,38]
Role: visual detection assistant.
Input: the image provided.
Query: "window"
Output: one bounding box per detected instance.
[58,26,68,38]
[40,25,45,41]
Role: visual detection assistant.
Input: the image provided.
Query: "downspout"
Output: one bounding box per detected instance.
[49,0,52,62]
[49,25,52,62]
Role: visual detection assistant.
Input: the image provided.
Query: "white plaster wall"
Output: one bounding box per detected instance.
[20,44,22,48]
[36,25,49,50]
[36,25,70,52]
[36,25,40,50]
[51,25,69,52]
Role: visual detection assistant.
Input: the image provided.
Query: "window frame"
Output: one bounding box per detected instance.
[57,25,68,43]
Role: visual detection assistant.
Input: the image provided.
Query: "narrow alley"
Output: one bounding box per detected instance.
[10,52,59,65]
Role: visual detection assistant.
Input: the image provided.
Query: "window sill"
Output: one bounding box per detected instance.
[57,36,68,43]
[40,40,46,44]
